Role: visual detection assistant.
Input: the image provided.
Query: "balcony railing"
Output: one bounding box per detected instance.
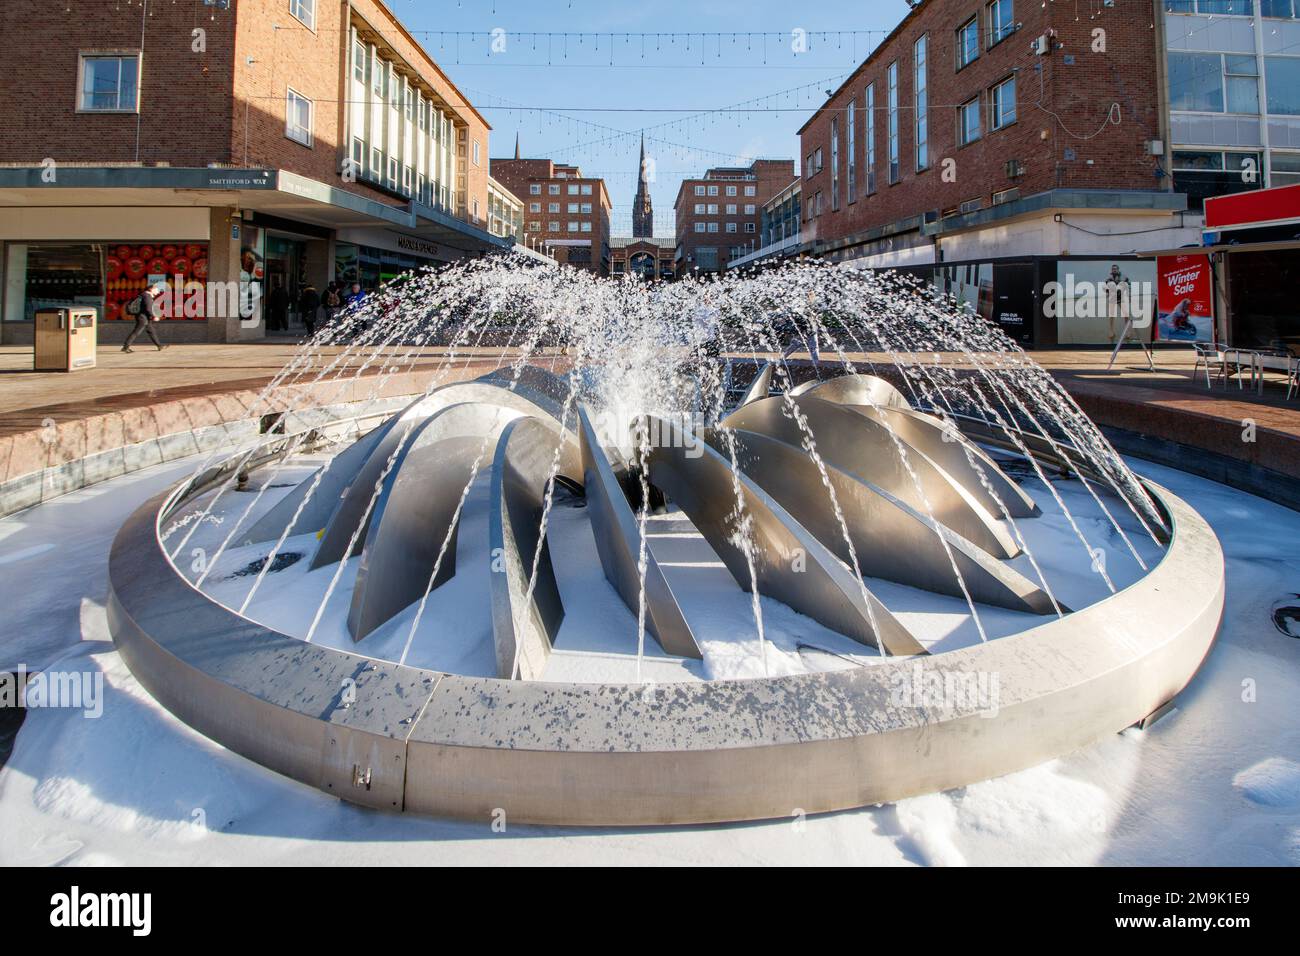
[726,231,802,269]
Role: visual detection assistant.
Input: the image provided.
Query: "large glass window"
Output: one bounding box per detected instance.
[1168,53,1224,112]
[79,55,139,112]
[4,245,104,324]
[830,117,840,211]
[915,35,929,171]
[866,83,876,194]
[286,89,313,146]
[1259,0,1295,15]
[1173,149,1263,209]
[1271,151,1300,186]
[988,0,1015,46]
[990,77,1017,129]
[959,97,982,145]
[957,18,979,69]
[887,63,900,184]
[1266,56,1300,114]
[847,100,856,203]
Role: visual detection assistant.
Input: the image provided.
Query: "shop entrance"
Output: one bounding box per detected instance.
[264,234,307,333]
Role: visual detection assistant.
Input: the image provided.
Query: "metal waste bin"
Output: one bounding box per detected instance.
[34,308,98,372]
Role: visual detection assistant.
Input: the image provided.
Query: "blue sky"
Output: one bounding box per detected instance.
[387,0,912,236]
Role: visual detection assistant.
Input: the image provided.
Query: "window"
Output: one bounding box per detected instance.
[745,185,756,196]
[959,96,981,145]
[695,185,706,196]
[567,184,579,195]
[726,185,738,196]
[726,222,738,233]
[990,76,1017,129]
[581,184,593,195]
[404,87,414,122]
[744,222,756,233]
[695,222,706,233]
[418,99,428,131]
[529,184,541,195]
[581,203,592,213]
[286,89,313,146]
[581,221,592,232]
[290,0,315,30]
[353,41,367,84]
[744,204,756,214]
[1170,53,1259,113]
[529,202,541,213]
[847,100,857,203]
[726,204,737,214]
[708,222,719,232]
[915,36,929,171]
[78,54,140,112]
[351,137,364,167]
[567,221,579,233]
[1266,56,1300,113]
[567,203,578,213]
[372,57,384,95]
[548,202,560,213]
[988,0,1015,47]
[387,157,398,188]
[1225,56,1260,113]
[548,184,560,195]
[708,184,719,196]
[831,116,841,210]
[1260,0,1294,15]
[694,203,705,214]
[549,222,560,232]
[529,221,541,231]
[472,140,481,166]
[957,18,979,69]
[866,83,877,193]
[371,147,382,175]
[402,166,413,195]
[887,63,900,184]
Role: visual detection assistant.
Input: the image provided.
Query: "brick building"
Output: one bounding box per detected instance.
[610,238,675,280]
[489,154,613,275]
[673,160,797,275]
[0,0,513,345]
[795,0,1202,346]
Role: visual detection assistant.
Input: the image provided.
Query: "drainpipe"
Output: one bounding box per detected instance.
[1152,0,1174,195]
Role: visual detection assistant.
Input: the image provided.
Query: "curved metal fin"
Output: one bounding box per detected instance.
[490,417,568,680]
[242,405,409,548]
[723,396,1020,559]
[850,404,1039,519]
[645,417,926,657]
[348,403,518,641]
[787,373,912,409]
[733,362,774,411]
[716,429,1062,615]
[577,406,702,659]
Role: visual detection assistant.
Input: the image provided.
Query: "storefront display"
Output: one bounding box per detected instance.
[1051,259,1156,345]
[104,241,208,321]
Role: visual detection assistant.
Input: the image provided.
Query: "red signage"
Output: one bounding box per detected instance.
[1155,254,1214,343]
[1204,182,1300,230]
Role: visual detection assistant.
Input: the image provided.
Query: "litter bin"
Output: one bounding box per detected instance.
[34,308,97,372]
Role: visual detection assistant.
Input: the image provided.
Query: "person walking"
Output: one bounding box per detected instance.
[299,282,321,337]
[121,283,168,353]
[322,282,343,330]
[267,280,290,332]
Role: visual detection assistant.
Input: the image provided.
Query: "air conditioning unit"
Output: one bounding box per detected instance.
[1005,159,1026,178]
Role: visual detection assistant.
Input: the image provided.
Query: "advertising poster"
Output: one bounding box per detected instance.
[240,224,265,324]
[1155,253,1215,343]
[104,242,209,321]
[1053,260,1156,345]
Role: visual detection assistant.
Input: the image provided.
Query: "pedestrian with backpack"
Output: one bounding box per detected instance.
[121,283,168,353]
[322,282,343,330]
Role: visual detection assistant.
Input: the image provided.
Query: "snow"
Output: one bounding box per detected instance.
[0,452,1297,865]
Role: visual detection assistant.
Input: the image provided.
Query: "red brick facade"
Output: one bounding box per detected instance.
[673,159,797,274]
[0,0,492,221]
[490,158,612,275]
[798,0,1166,248]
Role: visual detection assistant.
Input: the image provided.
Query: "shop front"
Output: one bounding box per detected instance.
[334,228,455,292]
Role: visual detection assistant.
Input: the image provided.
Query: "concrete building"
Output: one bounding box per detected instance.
[795,0,1204,347]
[673,160,797,275]
[487,178,524,243]
[0,0,513,345]
[489,154,613,275]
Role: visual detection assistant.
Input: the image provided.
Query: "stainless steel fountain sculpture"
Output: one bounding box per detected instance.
[107,361,1224,825]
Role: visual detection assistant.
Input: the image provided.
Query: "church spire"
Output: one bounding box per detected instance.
[514,131,520,160]
[633,135,653,238]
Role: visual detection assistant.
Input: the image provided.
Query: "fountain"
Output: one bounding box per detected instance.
[105,256,1224,825]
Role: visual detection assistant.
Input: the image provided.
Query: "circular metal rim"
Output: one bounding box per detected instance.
[106,426,1225,826]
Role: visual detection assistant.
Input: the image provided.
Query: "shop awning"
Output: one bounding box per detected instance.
[0,166,510,255]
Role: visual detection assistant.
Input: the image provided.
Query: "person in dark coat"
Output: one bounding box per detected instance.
[299,283,321,337]
[267,281,290,332]
[121,283,168,353]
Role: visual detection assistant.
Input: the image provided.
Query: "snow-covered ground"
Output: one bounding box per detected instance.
[0,451,1297,865]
